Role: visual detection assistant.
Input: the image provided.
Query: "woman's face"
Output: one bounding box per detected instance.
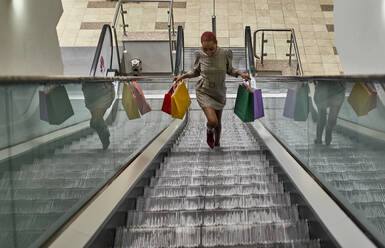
[202,41,217,57]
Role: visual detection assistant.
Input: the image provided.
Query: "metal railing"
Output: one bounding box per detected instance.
[253,28,303,76]
[174,25,184,76]
[112,0,176,74]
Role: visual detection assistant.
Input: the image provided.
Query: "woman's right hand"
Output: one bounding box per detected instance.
[173,75,185,83]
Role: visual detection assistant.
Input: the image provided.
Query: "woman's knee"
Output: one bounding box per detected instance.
[207,118,218,128]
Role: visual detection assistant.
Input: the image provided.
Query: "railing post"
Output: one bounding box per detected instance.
[212,0,216,35]
[120,4,128,36]
[287,33,293,66]
[261,32,268,65]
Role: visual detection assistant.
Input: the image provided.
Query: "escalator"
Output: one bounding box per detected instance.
[112,109,323,247]
[1,21,384,248]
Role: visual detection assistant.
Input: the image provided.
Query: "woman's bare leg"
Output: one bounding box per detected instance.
[325,104,342,145]
[90,108,110,149]
[202,107,218,148]
[214,109,223,146]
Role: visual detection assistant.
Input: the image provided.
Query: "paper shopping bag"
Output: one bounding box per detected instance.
[171,81,191,119]
[132,81,151,115]
[234,84,255,122]
[161,86,174,115]
[283,85,309,121]
[39,85,74,125]
[253,88,264,119]
[122,82,140,120]
[348,82,377,116]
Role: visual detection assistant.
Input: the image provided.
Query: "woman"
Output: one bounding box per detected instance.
[82,82,115,149]
[174,32,250,148]
[313,80,345,145]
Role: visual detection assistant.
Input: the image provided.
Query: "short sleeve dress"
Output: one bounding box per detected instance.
[185,47,240,110]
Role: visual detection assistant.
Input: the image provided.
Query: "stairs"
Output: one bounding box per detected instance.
[113,110,321,247]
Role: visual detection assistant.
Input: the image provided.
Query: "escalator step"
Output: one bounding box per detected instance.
[156,167,275,177]
[150,175,279,187]
[136,194,291,211]
[143,184,285,198]
[115,221,314,248]
[126,206,300,228]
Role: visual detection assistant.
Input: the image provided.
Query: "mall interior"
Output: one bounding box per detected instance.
[0,0,385,247]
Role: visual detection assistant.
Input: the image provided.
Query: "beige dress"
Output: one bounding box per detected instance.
[186,47,240,110]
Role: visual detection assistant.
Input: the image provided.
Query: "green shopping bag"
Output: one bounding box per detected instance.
[234,84,255,122]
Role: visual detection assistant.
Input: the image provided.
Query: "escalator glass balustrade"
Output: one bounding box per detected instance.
[0,80,174,248]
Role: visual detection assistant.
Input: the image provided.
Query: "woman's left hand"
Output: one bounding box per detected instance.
[239,73,251,81]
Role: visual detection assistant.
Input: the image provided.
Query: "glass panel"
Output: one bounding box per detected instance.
[0,80,173,247]
[255,78,385,245]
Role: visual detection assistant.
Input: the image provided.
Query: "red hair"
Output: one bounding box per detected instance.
[201,31,217,44]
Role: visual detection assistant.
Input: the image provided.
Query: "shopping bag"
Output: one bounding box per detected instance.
[234,84,255,122]
[294,85,309,121]
[161,86,174,115]
[348,82,377,116]
[171,81,191,119]
[283,88,296,119]
[39,85,74,125]
[283,85,309,121]
[122,82,140,120]
[132,81,151,115]
[253,88,264,119]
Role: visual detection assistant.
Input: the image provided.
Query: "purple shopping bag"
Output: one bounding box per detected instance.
[283,88,296,118]
[39,90,49,122]
[253,89,264,119]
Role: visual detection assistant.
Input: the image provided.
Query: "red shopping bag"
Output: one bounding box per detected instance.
[161,86,174,115]
[132,81,151,115]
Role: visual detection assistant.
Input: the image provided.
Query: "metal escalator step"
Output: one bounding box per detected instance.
[0,231,41,248]
[165,151,266,162]
[0,178,106,189]
[115,221,313,248]
[156,167,275,177]
[126,206,300,228]
[144,183,285,198]
[312,164,384,173]
[319,170,385,181]
[0,212,62,231]
[0,187,92,200]
[161,160,270,169]
[331,179,385,191]
[341,190,385,204]
[136,194,291,211]
[150,175,279,187]
[0,199,78,214]
[1,169,114,181]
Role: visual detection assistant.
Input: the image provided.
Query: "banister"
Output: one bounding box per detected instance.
[253,28,303,76]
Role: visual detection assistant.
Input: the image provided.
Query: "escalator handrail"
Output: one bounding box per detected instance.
[90,24,114,76]
[174,25,184,76]
[245,26,256,76]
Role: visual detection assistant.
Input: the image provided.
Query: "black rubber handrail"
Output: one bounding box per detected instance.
[174,25,184,76]
[245,26,256,76]
[90,24,114,76]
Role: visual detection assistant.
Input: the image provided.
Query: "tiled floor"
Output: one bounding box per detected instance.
[57,0,342,75]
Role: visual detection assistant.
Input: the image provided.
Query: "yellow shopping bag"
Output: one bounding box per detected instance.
[348,82,377,116]
[122,82,141,120]
[171,81,191,119]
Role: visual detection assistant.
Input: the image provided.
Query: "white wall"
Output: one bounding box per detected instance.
[0,0,64,76]
[335,0,385,74]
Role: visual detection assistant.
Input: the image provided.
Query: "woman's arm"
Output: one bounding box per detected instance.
[226,49,251,81]
[174,51,201,82]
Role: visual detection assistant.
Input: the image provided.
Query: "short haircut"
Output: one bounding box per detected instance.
[201,31,217,44]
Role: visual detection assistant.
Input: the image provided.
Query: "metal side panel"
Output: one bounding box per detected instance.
[123,41,172,74]
[251,120,376,248]
[46,118,183,248]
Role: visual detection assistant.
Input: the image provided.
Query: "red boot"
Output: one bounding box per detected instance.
[207,128,215,149]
